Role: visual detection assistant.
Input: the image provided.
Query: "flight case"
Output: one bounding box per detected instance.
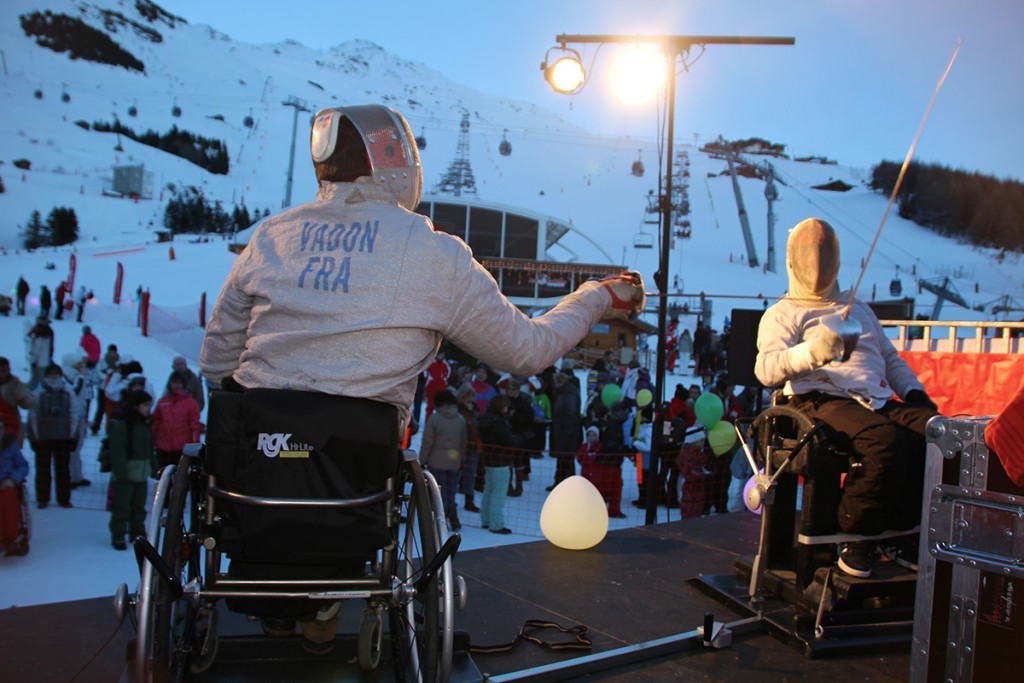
[910,416,1024,682]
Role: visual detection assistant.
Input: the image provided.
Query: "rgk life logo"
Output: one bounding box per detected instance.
[257,432,292,458]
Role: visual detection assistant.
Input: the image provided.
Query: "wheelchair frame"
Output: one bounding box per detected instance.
[124,445,463,683]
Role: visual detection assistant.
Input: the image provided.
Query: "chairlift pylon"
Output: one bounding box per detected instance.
[631,149,645,177]
[499,129,512,157]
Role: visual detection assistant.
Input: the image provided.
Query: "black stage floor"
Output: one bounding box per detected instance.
[1,513,912,682]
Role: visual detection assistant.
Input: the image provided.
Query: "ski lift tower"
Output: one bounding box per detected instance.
[726,150,759,268]
[763,161,786,273]
[435,112,478,197]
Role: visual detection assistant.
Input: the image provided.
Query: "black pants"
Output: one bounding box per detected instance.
[33,441,73,506]
[790,392,937,535]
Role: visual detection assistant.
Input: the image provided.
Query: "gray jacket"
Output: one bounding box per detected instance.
[754,294,924,410]
[420,403,467,471]
[201,180,611,426]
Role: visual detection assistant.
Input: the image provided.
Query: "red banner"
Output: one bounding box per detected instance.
[140,290,150,337]
[113,262,124,304]
[67,253,77,292]
[900,351,1024,417]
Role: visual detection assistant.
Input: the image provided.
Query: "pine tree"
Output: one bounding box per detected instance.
[21,210,47,249]
[47,206,79,246]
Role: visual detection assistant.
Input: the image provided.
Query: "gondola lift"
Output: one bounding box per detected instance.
[890,265,903,297]
[171,97,181,117]
[415,127,427,150]
[631,149,644,177]
[499,129,512,157]
[128,99,138,117]
[243,108,254,128]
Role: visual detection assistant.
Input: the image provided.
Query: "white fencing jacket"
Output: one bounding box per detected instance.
[201,180,611,426]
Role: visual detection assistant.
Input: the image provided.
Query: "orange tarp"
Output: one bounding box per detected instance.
[899,351,1024,417]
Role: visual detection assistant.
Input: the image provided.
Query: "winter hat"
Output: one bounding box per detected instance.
[786,217,840,307]
[585,425,600,438]
[61,350,87,376]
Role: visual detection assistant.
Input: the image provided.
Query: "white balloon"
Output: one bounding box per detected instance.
[540,476,609,550]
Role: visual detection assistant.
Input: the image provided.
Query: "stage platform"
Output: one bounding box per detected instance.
[1,513,912,682]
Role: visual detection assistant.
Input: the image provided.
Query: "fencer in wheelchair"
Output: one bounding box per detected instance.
[118,102,646,682]
[749,218,940,583]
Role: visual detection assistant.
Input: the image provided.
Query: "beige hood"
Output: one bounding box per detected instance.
[786,218,840,306]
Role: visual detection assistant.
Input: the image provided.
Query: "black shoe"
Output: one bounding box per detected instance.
[610,513,628,519]
[545,485,556,492]
[112,538,127,551]
[73,479,91,488]
[489,527,512,535]
[58,502,73,509]
[838,541,875,578]
[464,503,480,513]
[37,501,49,510]
[891,538,920,572]
[507,487,522,498]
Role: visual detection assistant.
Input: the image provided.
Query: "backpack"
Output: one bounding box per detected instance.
[37,386,72,440]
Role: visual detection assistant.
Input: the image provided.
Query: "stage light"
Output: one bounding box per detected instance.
[540,476,609,550]
[611,45,668,103]
[542,47,586,94]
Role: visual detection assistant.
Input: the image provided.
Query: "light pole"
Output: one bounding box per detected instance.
[543,34,794,524]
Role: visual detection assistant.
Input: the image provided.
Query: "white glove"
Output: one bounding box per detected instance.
[600,272,646,321]
[806,323,844,367]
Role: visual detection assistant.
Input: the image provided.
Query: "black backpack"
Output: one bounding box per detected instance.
[37,385,72,440]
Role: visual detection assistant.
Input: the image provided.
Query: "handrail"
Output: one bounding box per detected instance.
[879,319,1024,355]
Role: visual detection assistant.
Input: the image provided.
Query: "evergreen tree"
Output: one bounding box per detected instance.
[47,206,79,246]
[21,210,47,249]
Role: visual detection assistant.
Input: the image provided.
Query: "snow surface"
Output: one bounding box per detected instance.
[1,0,1022,611]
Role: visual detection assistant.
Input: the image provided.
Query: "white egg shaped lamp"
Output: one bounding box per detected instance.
[540,475,609,550]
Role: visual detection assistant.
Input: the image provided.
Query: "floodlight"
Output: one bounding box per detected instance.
[542,46,586,94]
[611,45,668,103]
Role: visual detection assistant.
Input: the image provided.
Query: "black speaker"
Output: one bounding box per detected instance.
[727,308,764,387]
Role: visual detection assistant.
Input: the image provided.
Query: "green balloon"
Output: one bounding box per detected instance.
[708,420,738,455]
[601,383,623,408]
[694,392,724,427]
[636,388,653,408]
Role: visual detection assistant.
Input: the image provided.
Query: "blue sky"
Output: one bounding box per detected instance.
[158,1,1022,181]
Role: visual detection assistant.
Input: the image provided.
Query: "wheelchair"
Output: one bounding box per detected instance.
[116,388,466,682]
[693,395,920,656]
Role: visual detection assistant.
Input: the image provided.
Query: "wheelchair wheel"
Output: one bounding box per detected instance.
[389,459,452,683]
[148,458,204,682]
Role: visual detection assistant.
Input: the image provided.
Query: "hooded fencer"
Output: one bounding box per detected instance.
[754,217,939,578]
[200,104,645,651]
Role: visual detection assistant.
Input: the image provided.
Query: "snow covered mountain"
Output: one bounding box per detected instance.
[1,0,1021,322]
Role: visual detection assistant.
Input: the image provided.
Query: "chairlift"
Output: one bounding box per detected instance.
[128,100,138,117]
[61,85,70,103]
[415,127,427,150]
[34,88,43,100]
[633,226,655,249]
[171,97,181,117]
[243,108,254,128]
[499,129,512,157]
[631,149,644,177]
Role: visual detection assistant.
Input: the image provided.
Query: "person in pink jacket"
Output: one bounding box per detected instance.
[150,372,203,470]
